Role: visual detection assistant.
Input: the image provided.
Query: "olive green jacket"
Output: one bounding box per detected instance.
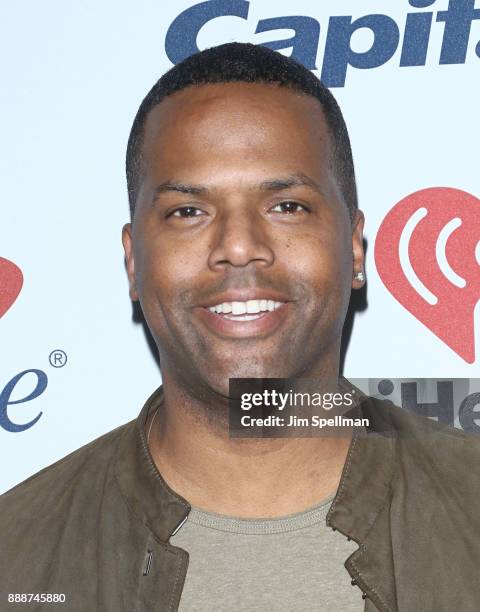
[1,386,479,611]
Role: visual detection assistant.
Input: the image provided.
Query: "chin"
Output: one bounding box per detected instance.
[204,362,294,392]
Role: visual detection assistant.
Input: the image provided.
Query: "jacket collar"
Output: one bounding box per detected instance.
[114,384,398,609]
[114,386,191,542]
[326,391,398,611]
[326,393,397,539]
[114,384,396,536]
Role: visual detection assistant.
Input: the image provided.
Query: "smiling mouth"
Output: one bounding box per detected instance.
[206,299,285,321]
[196,297,290,338]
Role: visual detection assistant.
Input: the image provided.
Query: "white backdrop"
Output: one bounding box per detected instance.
[1,0,479,493]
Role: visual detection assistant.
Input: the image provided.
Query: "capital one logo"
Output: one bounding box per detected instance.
[166,0,480,87]
[375,188,480,363]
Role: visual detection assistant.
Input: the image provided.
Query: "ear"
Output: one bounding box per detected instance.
[122,223,139,301]
[351,210,366,290]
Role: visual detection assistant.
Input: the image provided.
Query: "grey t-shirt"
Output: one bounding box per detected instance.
[170,493,364,611]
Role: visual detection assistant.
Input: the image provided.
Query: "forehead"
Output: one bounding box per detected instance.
[141,83,332,178]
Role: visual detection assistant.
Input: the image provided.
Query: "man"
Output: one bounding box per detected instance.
[1,43,479,612]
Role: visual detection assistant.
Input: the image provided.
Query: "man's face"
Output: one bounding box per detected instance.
[123,83,364,395]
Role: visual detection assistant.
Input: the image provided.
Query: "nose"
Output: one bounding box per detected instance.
[207,207,275,270]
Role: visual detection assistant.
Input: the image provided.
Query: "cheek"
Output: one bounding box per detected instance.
[134,231,203,308]
[285,231,350,289]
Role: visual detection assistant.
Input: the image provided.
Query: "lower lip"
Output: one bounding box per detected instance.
[195,304,291,338]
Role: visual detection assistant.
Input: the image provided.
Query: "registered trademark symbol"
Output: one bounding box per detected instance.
[49,349,67,368]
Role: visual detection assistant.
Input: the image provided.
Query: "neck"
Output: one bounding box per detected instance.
[147,365,353,519]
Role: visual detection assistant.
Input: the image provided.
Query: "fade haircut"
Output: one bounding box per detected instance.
[126,42,357,220]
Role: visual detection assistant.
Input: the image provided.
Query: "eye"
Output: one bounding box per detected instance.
[168,206,205,218]
[269,201,309,214]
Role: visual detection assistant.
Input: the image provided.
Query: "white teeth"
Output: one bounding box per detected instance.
[232,301,246,315]
[208,299,285,315]
[246,299,261,314]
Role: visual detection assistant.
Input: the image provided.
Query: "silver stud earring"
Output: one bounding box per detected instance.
[354,271,365,282]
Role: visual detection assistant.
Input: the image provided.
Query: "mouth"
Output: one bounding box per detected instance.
[195,297,291,338]
[207,299,284,320]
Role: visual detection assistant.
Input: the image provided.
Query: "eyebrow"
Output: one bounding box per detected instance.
[258,173,324,195]
[152,181,206,198]
[151,173,325,203]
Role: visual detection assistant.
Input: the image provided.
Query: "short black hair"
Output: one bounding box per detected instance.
[126,42,357,220]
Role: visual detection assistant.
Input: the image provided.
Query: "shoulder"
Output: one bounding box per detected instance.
[366,394,480,449]
[363,394,476,438]
[365,396,480,494]
[0,419,134,528]
[0,418,143,599]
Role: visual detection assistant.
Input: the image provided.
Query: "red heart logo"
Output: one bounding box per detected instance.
[0,257,23,318]
[374,188,480,364]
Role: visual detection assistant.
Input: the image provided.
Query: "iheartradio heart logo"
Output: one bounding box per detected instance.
[0,257,23,318]
[375,188,480,364]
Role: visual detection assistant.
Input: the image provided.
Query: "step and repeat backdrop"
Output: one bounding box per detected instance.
[1,0,479,493]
